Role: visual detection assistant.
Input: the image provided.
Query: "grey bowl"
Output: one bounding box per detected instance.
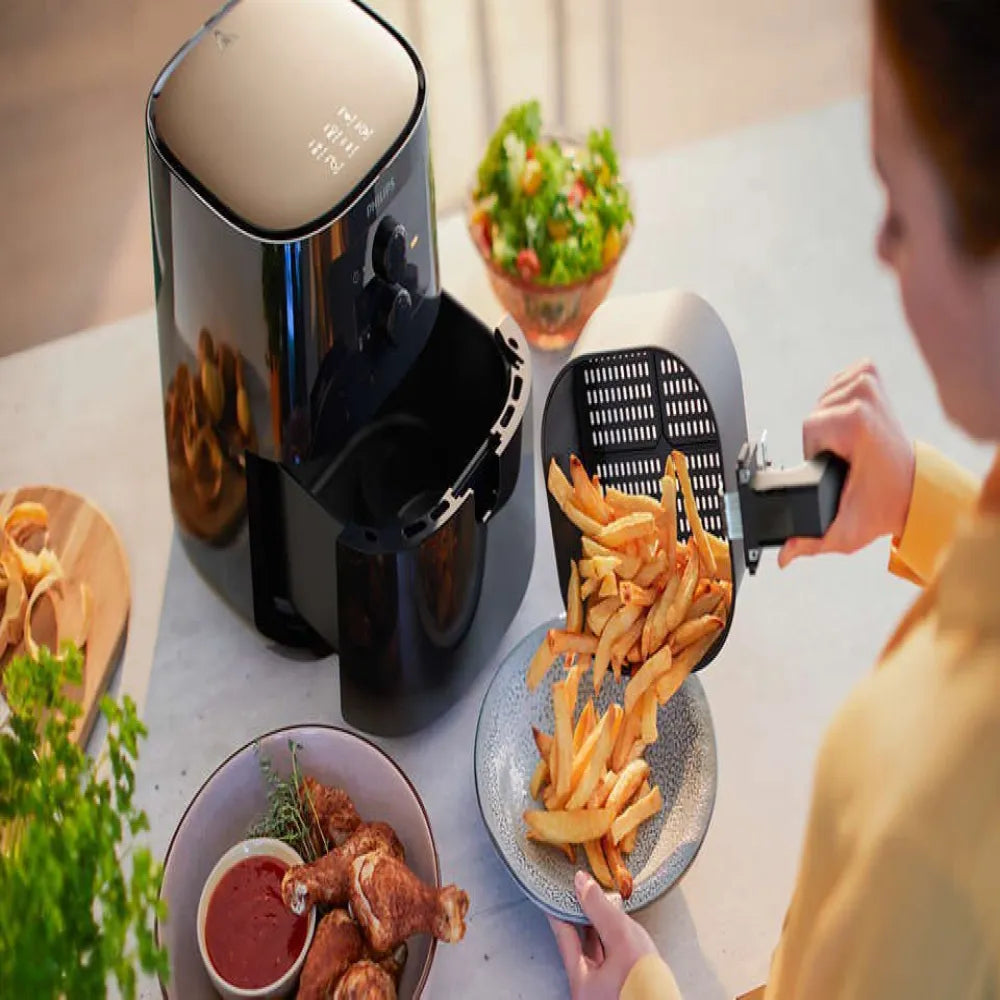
[157,725,439,998]
[475,618,717,923]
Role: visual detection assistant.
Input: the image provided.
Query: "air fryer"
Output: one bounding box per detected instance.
[146,0,535,734]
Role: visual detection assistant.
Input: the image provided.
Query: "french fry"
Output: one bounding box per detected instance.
[573,699,596,751]
[588,769,619,809]
[624,644,673,715]
[605,488,663,518]
[620,827,638,854]
[641,688,658,745]
[533,727,553,760]
[627,643,643,664]
[563,501,605,538]
[564,706,615,797]
[564,663,582,722]
[664,547,701,634]
[605,759,651,818]
[587,596,621,636]
[524,808,614,844]
[548,630,598,657]
[685,582,725,621]
[530,759,549,799]
[570,454,611,523]
[594,603,643,693]
[597,513,657,549]
[611,703,642,772]
[611,618,646,666]
[619,580,655,607]
[660,456,678,571]
[633,550,668,588]
[705,532,732,581]
[623,738,646,767]
[580,576,600,600]
[547,458,574,508]
[621,783,651,852]
[655,634,717,706]
[583,838,615,889]
[579,556,621,580]
[719,579,733,613]
[527,638,558,691]
[671,450,717,577]
[670,614,724,654]
[548,732,560,793]
[641,574,679,658]
[567,561,584,633]
[611,784,663,844]
[566,713,615,809]
[609,703,624,747]
[598,573,619,599]
[602,834,634,899]
[582,536,642,579]
[553,680,574,798]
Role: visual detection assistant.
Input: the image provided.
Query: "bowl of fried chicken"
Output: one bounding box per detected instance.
[158,726,469,999]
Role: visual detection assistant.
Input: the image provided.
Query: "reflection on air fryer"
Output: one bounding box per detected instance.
[164,328,258,544]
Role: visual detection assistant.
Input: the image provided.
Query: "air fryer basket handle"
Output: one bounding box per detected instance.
[738,450,848,556]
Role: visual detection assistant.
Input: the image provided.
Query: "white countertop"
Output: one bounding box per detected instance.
[2,99,994,998]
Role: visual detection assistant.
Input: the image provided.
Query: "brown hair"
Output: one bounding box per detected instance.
[875,0,1000,257]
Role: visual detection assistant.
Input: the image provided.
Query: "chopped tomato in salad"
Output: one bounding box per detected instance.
[471,100,633,286]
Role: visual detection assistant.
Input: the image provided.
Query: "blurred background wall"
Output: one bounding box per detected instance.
[0,0,866,356]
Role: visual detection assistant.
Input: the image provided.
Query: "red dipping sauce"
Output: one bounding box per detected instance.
[205,856,309,989]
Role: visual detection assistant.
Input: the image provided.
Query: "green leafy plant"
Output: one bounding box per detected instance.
[247,740,328,863]
[0,644,168,998]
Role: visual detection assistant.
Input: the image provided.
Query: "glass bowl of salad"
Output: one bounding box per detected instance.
[468,101,633,351]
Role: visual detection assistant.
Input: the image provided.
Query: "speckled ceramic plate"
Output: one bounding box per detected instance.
[475,617,717,923]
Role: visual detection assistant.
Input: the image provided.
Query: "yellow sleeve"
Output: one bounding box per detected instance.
[619,953,682,1000]
[777,834,989,999]
[888,441,979,586]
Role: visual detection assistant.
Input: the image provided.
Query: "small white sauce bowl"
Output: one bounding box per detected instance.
[196,838,316,1000]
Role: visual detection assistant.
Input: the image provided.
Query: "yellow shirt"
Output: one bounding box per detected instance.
[621,441,998,1000]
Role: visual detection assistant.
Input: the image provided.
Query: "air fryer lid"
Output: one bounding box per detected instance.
[149,0,421,234]
[541,290,846,671]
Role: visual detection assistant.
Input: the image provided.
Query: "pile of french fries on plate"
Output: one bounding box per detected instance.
[522,451,732,898]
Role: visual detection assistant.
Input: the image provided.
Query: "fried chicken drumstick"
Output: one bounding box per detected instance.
[300,776,362,852]
[332,960,397,1000]
[283,822,404,915]
[349,852,469,954]
[296,910,364,1000]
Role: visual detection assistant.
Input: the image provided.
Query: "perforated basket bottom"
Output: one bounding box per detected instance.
[575,348,727,541]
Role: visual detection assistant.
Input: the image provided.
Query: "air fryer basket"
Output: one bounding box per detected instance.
[541,291,748,672]
[541,289,848,676]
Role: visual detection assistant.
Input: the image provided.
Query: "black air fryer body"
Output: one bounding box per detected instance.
[146,0,534,734]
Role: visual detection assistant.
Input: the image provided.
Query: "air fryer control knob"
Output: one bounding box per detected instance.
[375,283,412,344]
[373,218,408,284]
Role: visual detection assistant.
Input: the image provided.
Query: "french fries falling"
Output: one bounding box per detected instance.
[525,453,733,898]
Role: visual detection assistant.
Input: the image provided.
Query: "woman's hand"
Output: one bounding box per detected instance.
[778,360,915,567]
[547,870,658,999]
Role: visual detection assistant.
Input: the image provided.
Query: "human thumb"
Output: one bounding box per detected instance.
[777,536,825,568]
[575,870,625,944]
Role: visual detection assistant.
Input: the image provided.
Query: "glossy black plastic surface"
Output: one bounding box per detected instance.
[247,297,534,733]
[146,3,533,734]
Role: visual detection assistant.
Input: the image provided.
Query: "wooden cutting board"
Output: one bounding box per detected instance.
[0,486,130,744]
